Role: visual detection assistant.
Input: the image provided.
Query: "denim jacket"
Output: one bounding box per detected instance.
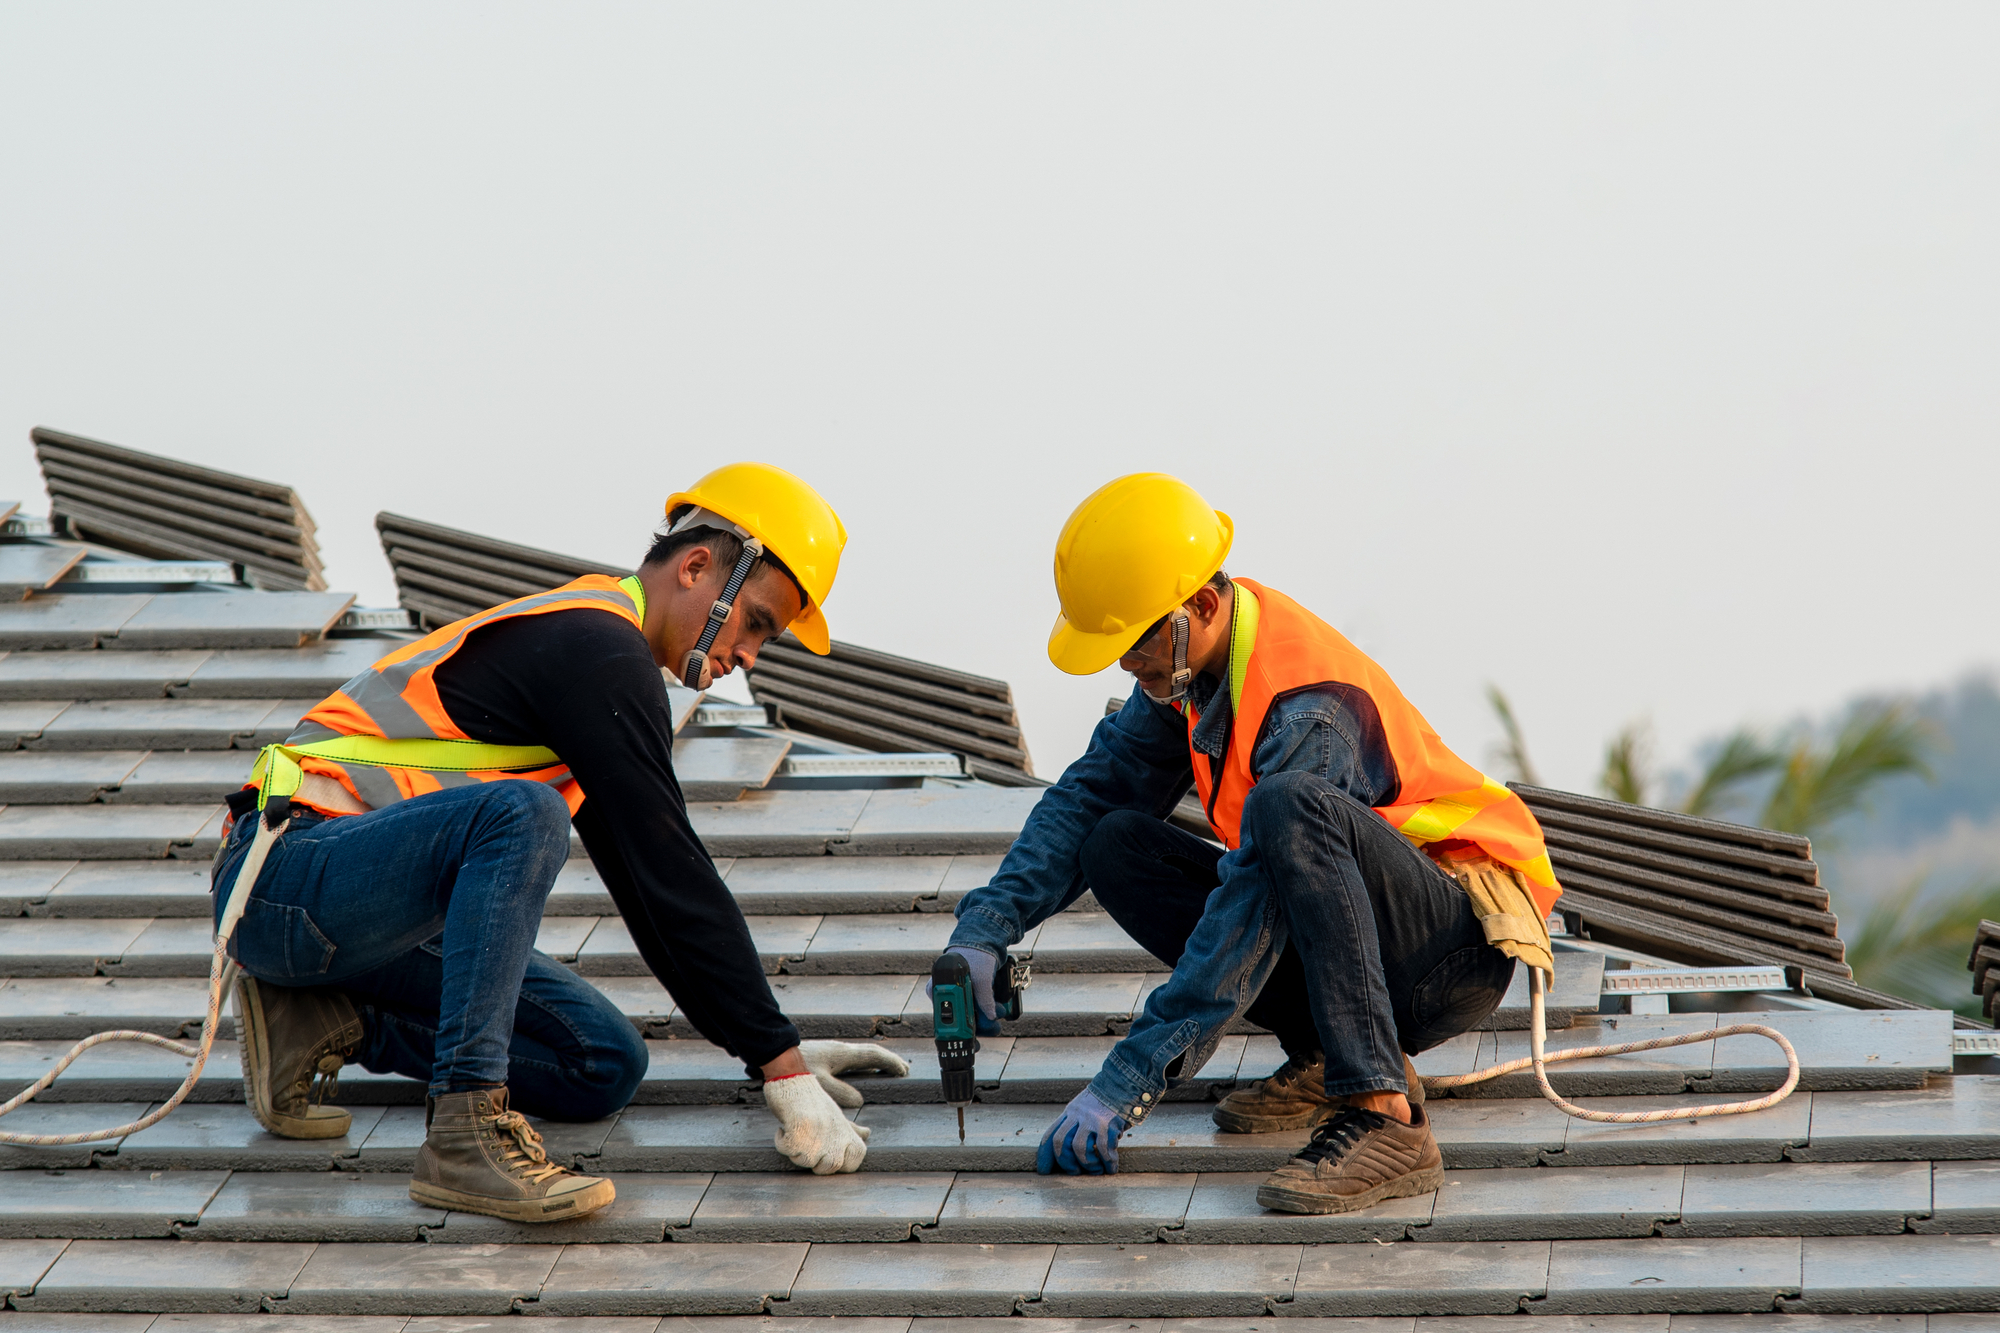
[949,669,1398,1125]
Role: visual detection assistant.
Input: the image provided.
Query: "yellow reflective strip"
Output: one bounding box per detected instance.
[285,734,560,773]
[1227,582,1261,716]
[1397,776,1514,844]
[618,575,646,627]
[253,746,304,809]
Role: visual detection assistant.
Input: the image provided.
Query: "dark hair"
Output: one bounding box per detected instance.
[1134,569,1233,649]
[642,521,806,607]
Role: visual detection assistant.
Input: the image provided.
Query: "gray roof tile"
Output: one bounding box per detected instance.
[687,1171,953,1242]
[0,648,212,700]
[1542,1236,1799,1314]
[536,1239,807,1317]
[13,1237,316,1314]
[786,1241,1054,1317]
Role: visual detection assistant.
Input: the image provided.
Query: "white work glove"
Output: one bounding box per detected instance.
[764,1072,871,1174]
[797,1039,911,1108]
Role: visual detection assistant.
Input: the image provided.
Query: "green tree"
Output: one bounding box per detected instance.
[1845,874,2000,1018]
[1486,684,1541,787]
[1600,720,1652,806]
[1682,729,1783,819]
[1758,704,1933,844]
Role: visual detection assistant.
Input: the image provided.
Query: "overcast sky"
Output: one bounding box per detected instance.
[3,5,1995,791]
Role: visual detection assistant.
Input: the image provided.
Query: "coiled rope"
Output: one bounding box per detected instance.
[0,813,287,1146]
[1426,965,1801,1122]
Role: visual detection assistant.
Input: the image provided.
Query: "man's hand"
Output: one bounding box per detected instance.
[1036,1088,1127,1175]
[798,1039,911,1108]
[924,944,1002,1036]
[764,1073,871,1174]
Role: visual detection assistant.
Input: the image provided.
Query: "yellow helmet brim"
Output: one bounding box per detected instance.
[1047,611,1153,677]
[789,600,831,655]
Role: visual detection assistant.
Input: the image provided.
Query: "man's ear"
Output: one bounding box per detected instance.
[1189,583,1224,627]
[676,544,714,591]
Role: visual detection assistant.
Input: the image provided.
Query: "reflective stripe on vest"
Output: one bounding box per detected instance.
[259,573,649,817]
[1186,579,1562,917]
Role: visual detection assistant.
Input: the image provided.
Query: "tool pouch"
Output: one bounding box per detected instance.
[1433,847,1555,977]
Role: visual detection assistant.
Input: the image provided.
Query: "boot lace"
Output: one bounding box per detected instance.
[1295,1106,1390,1167]
[291,1049,351,1108]
[490,1110,568,1186]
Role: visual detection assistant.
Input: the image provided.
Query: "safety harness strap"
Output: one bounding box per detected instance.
[680,536,765,689]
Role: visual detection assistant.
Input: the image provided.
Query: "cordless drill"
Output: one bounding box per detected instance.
[931,950,1025,1142]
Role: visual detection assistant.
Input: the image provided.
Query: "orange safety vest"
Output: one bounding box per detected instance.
[277,574,646,817]
[1187,579,1561,917]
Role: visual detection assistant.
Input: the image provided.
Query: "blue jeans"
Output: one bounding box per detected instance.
[1082,771,1515,1098]
[212,781,647,1119]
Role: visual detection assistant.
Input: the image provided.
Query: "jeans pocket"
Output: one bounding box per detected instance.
[1407,945,1512,1050]
[234,898,338,980]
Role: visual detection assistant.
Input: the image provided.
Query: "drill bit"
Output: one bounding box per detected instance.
[956,1105,966,1142]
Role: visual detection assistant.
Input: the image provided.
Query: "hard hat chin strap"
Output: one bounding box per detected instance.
[1140,608,1193,706]
[680,536,765,690]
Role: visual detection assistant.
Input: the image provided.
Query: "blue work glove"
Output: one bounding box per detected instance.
[925,944,1003,1036]
[1036,1088,1127,1175]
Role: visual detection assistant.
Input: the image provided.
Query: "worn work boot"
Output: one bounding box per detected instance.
[410,1088,616,1223]
[1400,1052,1427,1107]
[1212,1050,1336,1133]
[235,974,363,1140]
[1255,1103,1445,1215]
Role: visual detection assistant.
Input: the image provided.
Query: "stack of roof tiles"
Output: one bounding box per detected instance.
[1512,782,1958,1018]
[30,428,327,593]
[1975,919,2000,1025]
[0,442,1992,1322]
[371,508,1040,785]
[375,511,627,631]
[747,635,1038,787]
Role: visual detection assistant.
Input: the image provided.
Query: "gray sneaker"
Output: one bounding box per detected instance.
[410,1088,616,1223]
[234,975,361,1140]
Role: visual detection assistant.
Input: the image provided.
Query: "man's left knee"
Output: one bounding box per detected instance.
[559,1021,648,1122]
[1242,770,1358,843]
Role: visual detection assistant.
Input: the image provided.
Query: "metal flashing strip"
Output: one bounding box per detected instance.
[1955,1030,2000,1057]
[694,703,771,727]
[1602,966,1789,996]
[59,559,237,585]
[780,752,964,779]
[336,607,415,631]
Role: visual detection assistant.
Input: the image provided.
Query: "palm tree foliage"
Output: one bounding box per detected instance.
[1846,874,2000,1018]
[1595,704,1932,844]
[1583,702,1958,1014]
[1682,729,1784,820]
[1600,720,1651,805]
[1760,706,1933,843]
[1485,684,1541,787]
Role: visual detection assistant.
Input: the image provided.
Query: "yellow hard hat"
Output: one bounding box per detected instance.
[1047,473,1233,675]
[665,462,847,654]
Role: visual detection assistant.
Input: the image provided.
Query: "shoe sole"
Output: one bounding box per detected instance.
[1255,1162,1444,1215]
[1211,1101,1340,1134]
[409,1176,617,1223]
[236,976,351,1141]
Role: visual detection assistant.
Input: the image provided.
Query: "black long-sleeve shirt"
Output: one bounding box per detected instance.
[430,605,798,1071]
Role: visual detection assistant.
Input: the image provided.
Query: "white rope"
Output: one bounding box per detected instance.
[1426,965,1802,1122]
[0,814,286,1146]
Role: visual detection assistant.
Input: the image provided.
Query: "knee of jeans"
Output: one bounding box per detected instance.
[571,1022,648,1120]
[480,781,574,852]
[1079,809,1155,905]
[1242,769,1336,837]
